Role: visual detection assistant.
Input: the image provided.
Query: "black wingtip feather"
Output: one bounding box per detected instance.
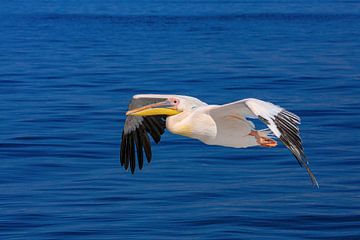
[120,132,126,166]
[129,133,136,174]
[275,110,319,187]
[140,125,152,163]
[124,134,130,170]
[134,129,144,170]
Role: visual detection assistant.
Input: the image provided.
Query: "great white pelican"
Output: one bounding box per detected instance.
[120,94,319,187]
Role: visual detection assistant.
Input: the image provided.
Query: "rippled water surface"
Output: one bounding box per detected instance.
[1,1,360,239]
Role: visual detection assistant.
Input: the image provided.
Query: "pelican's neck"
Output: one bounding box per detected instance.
[166,111,193,137]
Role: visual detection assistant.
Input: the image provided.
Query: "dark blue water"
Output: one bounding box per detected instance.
[1,1,360,239]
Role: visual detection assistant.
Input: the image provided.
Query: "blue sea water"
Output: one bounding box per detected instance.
[1,1,360,239]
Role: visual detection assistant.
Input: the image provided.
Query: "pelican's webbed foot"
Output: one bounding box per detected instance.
[249,130,277,148]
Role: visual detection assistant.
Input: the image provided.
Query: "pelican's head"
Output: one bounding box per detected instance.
[126,96,203,117]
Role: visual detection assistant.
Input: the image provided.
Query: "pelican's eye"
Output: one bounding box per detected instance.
[171,98,179,105]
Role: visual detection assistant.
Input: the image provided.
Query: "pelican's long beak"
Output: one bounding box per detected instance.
[126,100,181,116]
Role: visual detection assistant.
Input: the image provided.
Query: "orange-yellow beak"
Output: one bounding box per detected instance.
[126,100,181,116]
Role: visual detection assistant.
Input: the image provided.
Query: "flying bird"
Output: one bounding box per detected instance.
[120,94,319,187]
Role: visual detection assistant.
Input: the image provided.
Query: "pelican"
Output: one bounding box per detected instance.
[120,94,319,187]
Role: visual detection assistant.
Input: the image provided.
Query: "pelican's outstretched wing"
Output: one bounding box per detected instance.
[120,96,168,174]
[210,98,319,187]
